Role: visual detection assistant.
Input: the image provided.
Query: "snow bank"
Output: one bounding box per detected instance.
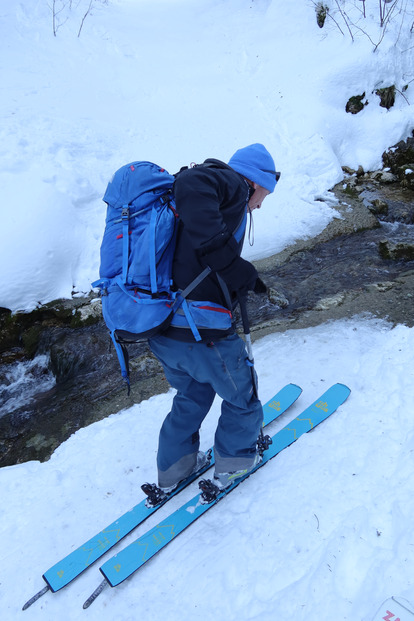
[1,0,413,311]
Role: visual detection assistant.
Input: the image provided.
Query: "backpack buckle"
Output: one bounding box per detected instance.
[159,190,172,205]
[121,206,129,219]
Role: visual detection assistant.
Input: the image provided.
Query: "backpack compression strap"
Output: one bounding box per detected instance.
[149,207,158,293]
[121,205,130,284]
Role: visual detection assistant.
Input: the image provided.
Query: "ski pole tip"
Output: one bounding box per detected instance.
[83,579,109,609]
[22,584,50,610]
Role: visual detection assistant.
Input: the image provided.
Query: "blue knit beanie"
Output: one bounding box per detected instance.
[228,143,278,193]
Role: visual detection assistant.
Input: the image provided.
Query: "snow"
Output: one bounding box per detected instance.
[2,0,414,313]
[1,1,414,619]
[3,318,414,620]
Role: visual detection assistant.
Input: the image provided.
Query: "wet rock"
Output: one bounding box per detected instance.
[0,308,21,353]
[383,134,414,169]
[378,240,414,261]
[21,325,43,358]
[0,347,26,365]
[372,170,398,184]
[267,288,289,308]
[401,166,414,190]
[383,133,414,189]
[314,293,346,311]
[0,295,102,358]
[25,433,56,452]
[365,281,394,293]
[357,176,414,225]
[367,199,388,216]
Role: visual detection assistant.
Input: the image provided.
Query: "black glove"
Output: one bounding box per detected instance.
[217,256,259,296]
[253,277,268,294]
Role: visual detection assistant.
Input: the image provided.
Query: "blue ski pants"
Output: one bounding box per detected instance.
[148,333,263,488]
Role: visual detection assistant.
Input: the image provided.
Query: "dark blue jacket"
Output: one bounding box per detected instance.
[163,159,257,341]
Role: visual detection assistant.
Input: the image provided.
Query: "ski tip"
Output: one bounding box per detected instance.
[290,384,303,398]
[22,584,50,610]
[285,383,302,394]
[334,383,351,396]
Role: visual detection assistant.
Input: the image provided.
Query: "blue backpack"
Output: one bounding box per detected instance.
[93,161,246,392]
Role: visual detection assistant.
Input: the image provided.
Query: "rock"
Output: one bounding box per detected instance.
[0,308,21,353]
[267,288,289,308]
[21,325,43,358]
[375,85,396,110]
[0,347,26,364]
[372,170,398,183]
[367,199,388,216]
[314,293,346,311]
[342,166,356,175]
[383,134,414,189]
[366,282,394,293]
[346,93,367,114]
[76,299,102,324]
[379,240,414,261]
[401,166,414,190]
[343,177,358,192]
[315,2,329,28]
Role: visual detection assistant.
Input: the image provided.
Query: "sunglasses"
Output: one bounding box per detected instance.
[263,170,281,183]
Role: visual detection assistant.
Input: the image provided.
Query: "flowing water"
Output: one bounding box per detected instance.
[0,355,55,418]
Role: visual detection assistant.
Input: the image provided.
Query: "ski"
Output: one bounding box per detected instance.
[83,383,350,608]
[23,383,302,610]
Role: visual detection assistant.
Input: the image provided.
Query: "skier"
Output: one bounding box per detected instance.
[148,143,280,492]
